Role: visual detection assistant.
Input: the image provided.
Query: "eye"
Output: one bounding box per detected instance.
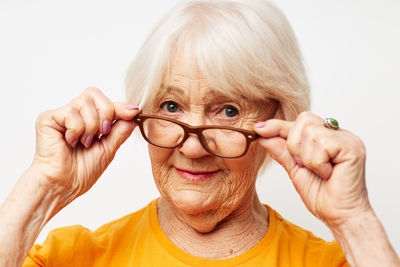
[161,101,179,113]
[223,105,239,118]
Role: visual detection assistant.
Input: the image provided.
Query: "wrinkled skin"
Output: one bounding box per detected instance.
[32,87,140,203]
[146,54,270,233]
[255,114,370,228]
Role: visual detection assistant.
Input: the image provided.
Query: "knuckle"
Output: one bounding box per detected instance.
[97,102,114,118]
[36,111,50,126]
[75,123,85,134]
[351,135,366,156]
[310,156,324,168]
[68,122,85,134]
[95,108,115,128]
[79,92,93,105]
[65,117,84,134]
[297,111,321,126]
[79,87,101,101]
[84,120,98,133]
[286,138,300,153]
[297,111,313,121]
[65,105,78,115]
[102,108,115,121]
[67,117,85,133]
[304,125,321,138]
[301,156,312,168]
[69,96,86,109]
[84,86,101,95]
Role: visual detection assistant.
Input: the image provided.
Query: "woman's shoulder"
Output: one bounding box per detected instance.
[51,199,155,238]
[266,204,331,243]
[93,199,156,236]
[264,205,348,266]
[24,199,157,266]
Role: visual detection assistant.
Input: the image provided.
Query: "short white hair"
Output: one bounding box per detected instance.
[125,0,310,120]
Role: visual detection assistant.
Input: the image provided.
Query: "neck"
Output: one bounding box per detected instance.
[157,191,269,259]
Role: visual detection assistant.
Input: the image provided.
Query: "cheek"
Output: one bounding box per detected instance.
[148,144,171,164]
[222,144,266,188]
[224,143,266,174]
[148,145,174,187]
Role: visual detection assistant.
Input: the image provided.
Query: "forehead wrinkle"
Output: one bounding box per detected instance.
[201,90,238,103]
[161,82,218,102]
[158,85,186,97]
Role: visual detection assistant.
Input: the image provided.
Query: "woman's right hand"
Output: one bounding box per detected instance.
[31,87,139,204]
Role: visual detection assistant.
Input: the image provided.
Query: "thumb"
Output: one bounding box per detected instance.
[257,136,317,197]
[257,136,297,177]
[254,119,298,177]
[99,119,136,158]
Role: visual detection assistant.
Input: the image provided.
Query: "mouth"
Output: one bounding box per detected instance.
[174,167,220,182]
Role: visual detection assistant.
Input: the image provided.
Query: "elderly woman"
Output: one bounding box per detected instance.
[0,0,399,266]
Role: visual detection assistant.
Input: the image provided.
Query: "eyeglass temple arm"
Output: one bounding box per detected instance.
[267,100,280,120]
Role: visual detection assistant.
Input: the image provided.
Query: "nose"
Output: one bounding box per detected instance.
[177,114,213,158]
[178,133,213,159]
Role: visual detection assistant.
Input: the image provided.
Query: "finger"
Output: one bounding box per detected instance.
[99,118,138,158]
[299,128,333,179]
[254,119,293,139]
[257,133,327,200]
[93,103,139,140]
[51,105,85,147]
[113,102,140,121]
[90,91,115,135]
[75,96,100,148]
[64,109,85,147]
[286,111,323,159]
[301,125,343,179]
[79,87,139,135]
[257,136,297,176]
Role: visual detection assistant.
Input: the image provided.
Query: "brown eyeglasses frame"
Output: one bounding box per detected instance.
[133,101,279,158]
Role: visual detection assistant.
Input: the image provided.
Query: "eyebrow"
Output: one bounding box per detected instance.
[158,85,185,95]
[157,85,244,106]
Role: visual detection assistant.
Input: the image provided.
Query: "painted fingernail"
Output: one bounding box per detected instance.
[126,105,139,110]
[71,139,78,148]
[102,120,111,134]
[294,156,303,166]
[254,121,266,128]
[84,135,93,148]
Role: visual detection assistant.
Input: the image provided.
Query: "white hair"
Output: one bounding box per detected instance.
[125,0,310,120]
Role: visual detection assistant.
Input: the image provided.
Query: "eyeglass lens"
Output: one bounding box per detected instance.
[142,118,247,157]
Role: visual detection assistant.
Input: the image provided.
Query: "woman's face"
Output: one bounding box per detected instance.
[146,53,270,232]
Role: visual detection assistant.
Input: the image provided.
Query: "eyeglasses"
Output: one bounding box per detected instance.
[133,101,279,158]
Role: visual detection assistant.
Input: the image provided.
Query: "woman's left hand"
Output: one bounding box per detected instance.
[254,111,371,227]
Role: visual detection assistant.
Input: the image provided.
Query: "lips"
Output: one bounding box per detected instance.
[174,167,219,182]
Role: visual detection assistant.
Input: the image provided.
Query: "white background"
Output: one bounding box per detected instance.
[1,0,399,256]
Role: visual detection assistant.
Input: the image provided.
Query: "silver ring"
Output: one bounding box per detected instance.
[324,118,339,130]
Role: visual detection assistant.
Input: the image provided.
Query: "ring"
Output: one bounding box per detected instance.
[324,118,339,130]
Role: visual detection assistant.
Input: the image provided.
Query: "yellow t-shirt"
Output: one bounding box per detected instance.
[23,199,348,266]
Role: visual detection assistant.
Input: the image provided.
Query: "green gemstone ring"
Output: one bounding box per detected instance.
[324,118,339,130]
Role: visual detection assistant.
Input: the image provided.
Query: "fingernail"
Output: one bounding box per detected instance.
[254,121,266,128]
[102,120,111,134]
[84,135,93,148]
[294,156,303,166]
[71,139,78,148]
[126,105,139,110]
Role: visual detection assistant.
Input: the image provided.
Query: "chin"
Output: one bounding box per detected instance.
[165,189,226,232]
[169,189,214,215]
